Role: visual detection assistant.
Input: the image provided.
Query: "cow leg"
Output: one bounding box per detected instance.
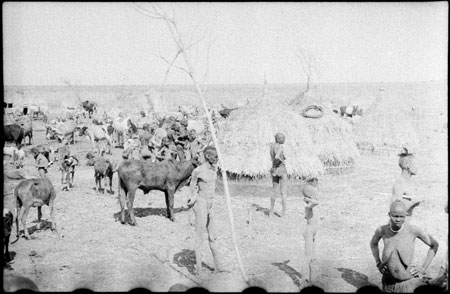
[118,180,127,224]
[127,189,137,226]
[21,206,31,239]
[49,197,56,232]
[100,176,105,194]
[4,235,10,263]
[108,176,113,194]
[16,205,22,240]
[165,189,176,222]
[36,206,42,230]
[95,175,100,194]
[70,171,74,188]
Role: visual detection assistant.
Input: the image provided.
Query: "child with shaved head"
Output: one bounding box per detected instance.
[391,148,422,221]
[302,177,320,285]
[370,200,439,292]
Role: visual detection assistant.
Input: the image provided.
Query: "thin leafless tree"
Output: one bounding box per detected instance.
[128,3,249,284]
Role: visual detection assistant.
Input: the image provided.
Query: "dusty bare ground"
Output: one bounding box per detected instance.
[3,115,448,292]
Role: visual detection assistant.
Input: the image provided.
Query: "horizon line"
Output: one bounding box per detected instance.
[3,80,447,87]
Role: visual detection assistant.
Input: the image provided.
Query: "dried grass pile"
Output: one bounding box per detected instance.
[355,90,419,155]
[217,96,324,180]
[290,92,360,171]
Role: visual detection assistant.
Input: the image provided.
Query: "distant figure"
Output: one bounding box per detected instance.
[391,148,422,222]
[155,137,178,162]
[31,147,51,178]
[370,201,439,292]
[269,133,287,217]
[187,147,230,275]
[302,178,320,285]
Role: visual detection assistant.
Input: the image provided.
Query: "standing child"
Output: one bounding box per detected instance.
[269,132,288,217]
[302,177,320,285]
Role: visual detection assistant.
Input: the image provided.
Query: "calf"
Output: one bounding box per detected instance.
[16,116,33,145]
[94,157,117,194]
[14,178,57,240]
[3,209,14,266]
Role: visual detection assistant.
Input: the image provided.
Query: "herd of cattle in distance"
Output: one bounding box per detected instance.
[3,98,363,277]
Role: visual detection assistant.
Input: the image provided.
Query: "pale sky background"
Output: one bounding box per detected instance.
[3,2,448,86]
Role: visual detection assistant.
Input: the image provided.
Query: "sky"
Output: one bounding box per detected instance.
[2,2,448,86]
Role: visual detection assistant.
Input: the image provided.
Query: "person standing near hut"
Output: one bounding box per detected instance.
[269,132,288,217]
[370,200,439,293]
[391,148,422,222]
[302,177,320,285]
[187,146,230,275]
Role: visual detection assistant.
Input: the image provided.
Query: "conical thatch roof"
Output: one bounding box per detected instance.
[217,96,324,180]
[355,89,419,155]
[290,92,360,171]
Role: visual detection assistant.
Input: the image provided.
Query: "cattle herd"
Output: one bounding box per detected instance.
[3,98,367,291]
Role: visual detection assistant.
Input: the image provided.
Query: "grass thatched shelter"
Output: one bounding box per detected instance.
[217,96,324,180]
[289,92,360,173]
[354,89,419,155]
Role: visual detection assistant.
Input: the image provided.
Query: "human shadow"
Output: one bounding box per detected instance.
[272,260,302,290]
[336,267,370,289]
[173,249,214,276]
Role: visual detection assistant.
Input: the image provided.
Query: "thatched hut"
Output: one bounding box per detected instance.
[289,92,360,173]
[217,96,324,180]
[354,89,419,155]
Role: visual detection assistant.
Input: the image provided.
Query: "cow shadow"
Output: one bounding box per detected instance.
[25,220,54,236]
[113,206,191,222]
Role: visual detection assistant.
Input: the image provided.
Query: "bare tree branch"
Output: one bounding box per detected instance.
[159,53,190,76]
[128,4,249,284]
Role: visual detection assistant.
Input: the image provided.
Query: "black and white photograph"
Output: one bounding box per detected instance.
[3,2,448,292]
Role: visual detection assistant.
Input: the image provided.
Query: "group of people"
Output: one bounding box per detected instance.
[9,109,447,292]
[122,112,212,164]
[268,132,447,292]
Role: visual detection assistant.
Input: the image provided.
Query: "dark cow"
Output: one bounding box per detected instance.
[3,124,24,147]
[3,209,14,266]
[81,100,97,118]
[117,158,199,226]
[14,178,57,240]
[94,157,117,194]
[16,116,33,145]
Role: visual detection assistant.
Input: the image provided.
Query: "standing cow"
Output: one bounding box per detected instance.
[14,178,57,240]
[117,159,199,226]
[81,100,97,119]
[94,157,117,194]
[16,116,33,145]
[3,124,24,147]
[112,117,138,148]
